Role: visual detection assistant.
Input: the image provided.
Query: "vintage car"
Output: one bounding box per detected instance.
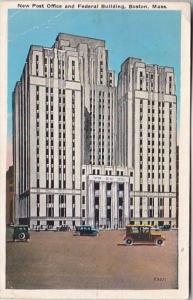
[156,224,171,231]
[12,225,30,242]
[123,225,165,246]
[55,224,71,232]
[74,225,99,236]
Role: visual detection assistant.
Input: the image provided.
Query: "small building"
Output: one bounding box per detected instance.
[6,165,14,225]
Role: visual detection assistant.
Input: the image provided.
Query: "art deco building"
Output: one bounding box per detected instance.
[13,33,116,228]
[117,58,177,227]
[13,34,177,229]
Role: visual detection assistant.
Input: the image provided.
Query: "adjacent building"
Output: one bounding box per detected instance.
[117,58,177,227]
[13,34,177,229]
[6,165,14,225]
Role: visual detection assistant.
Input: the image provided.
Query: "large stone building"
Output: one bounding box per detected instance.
[13,33,116,228]
[13,34,177,229]
[117,58,177,227]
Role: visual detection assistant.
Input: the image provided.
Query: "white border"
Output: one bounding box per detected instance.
[0,1,191,299]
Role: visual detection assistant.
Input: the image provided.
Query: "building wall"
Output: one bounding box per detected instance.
[13,34,177,229]
[13,34,116,228]
[82,165,134,228]
[117,58,177,227]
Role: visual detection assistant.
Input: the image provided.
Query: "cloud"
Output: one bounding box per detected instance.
[9,11,65,43]
[9,11,21,20]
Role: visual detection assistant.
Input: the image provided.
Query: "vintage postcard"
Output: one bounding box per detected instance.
[0,1,191,299]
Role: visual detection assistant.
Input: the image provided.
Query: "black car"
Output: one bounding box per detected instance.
[74,225,99,236]
[55,224,70,231]
[159,224,171,231]
[12,225,30,242]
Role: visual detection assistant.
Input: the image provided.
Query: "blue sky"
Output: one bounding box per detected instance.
[8,9,181,145]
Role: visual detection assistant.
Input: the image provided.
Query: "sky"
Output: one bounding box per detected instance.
[7,9,181,168]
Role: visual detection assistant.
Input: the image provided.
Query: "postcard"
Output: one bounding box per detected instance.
[0,1,191,299]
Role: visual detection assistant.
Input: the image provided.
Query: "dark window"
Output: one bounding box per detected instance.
[119,183,124,191]
[107,183,111,190]
[94,182,99,190]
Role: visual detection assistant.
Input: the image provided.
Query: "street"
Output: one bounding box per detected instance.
[6,228,178,290]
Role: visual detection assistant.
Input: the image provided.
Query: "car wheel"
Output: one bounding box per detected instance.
[156,239,164,246]
[18,233,25,240]
[126,239,133,245]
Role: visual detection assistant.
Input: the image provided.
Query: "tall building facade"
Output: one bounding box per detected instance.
[13,34,177,229]
[13,33,116,228]
[117,58,177,227]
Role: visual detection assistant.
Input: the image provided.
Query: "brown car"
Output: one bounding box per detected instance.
[123,225,166,246]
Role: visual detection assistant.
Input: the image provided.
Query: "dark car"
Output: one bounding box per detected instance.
[122,225,165,246]
[12,225,30,242]
[157,224,171,231]
[155,224,171,231]
[74,225,99,236]
[55,224,70,232]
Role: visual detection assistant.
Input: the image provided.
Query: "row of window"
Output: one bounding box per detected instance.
[130,197,172,206]
[139,72,173,95]
[130,209,172,218]
[82,168,133,176]
[138,184,173,192]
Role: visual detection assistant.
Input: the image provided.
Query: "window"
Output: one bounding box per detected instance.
[94,182,99,190]
[82,182,85,190]
[46,195,54,217]
[107,183,111,190]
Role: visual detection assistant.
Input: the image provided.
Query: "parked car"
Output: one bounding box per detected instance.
[122,225,165,246]
[74,225,99,236]
[55,224,71,232]
[12,225,30,242]
[155,224,171,231]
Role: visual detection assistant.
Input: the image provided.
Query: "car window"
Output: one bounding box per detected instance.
[131,227,140,233]
[142,227,150,233]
